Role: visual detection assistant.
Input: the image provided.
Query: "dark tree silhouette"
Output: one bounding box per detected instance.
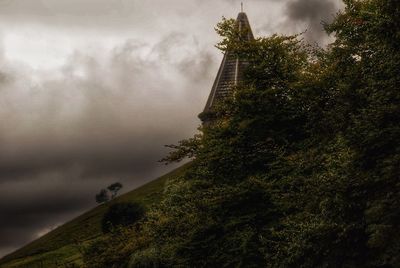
[107,182,123,199]
[95,189,109,204]
[101,202,145,233]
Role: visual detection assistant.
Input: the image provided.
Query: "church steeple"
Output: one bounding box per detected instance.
[200,10,254,123]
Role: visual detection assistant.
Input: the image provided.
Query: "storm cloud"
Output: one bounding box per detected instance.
[283,0,344,44]
[0,0,343,258]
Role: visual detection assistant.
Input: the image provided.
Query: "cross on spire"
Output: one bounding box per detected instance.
[241,2,243,12]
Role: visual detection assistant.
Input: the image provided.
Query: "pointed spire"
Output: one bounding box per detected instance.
[236,10,254,41]
[200,10,254,123]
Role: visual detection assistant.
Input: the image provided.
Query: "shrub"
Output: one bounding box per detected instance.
[101,202,145,233]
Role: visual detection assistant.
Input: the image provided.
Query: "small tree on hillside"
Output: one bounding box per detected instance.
[107,182,123,199]
[95,189,110,204]
[95,182,123,204]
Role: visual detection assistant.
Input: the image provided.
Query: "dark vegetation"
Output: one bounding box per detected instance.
[82,1,400,267]
[1,0,399,267]
[101,202,145,233]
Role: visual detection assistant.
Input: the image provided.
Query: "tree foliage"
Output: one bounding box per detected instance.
[108,182,123,199]
[102,202,145,233]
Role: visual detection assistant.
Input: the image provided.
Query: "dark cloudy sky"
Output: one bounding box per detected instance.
[0,0,343,258]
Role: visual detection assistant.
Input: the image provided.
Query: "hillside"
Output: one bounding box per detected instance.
[0,163,190,268]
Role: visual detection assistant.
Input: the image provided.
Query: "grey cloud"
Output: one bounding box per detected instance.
[286,0,336,21]
[0,0,200,31]
[283,0,341,44]
[0,177,91,246]
[0,72,8,85]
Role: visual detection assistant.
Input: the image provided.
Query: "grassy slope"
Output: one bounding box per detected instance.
[0,163,190,268]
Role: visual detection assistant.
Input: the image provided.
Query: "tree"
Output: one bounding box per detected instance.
[95,189,109,204]
[136,19,310,267]
[95,182,123,204]
[107,182,123,199]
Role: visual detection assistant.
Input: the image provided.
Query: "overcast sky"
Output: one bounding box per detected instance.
[0,0,343,258]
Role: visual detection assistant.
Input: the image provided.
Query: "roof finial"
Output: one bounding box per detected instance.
[241,2,243,12]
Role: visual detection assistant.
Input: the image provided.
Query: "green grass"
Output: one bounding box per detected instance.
[0,163,190,268]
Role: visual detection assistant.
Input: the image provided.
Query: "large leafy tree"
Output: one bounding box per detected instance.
[326,1,400,265]
[265,1,400,266]
[129,22,312,268]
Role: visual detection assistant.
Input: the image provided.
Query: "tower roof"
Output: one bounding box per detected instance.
[202,12,254,117]
[236,12,254,41]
